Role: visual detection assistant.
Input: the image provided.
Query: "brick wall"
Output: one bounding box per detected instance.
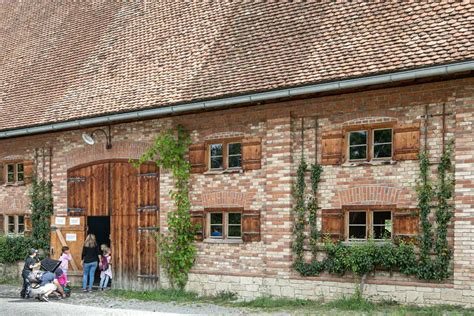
[0,77,472,305]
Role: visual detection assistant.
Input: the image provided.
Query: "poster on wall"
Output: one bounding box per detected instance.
[55,217,66,225]
[69,217,81,226]
[65,233,77,242]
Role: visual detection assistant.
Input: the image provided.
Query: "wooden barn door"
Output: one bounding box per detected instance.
[111,162,159,289]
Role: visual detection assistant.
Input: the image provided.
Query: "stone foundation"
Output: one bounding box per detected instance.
[0,261,22,280]
[186,272,474,307]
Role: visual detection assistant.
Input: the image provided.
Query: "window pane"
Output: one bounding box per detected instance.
[349,212,366,225]
[373,225,390,239]
[228,213,241,225]
[210,225,223,237]
[18,216,25,234]
[228,156,241,168]
[17,164,24,182]
[7,164,14,182]
[373,144,392,158]
[349,131,367,146]
[349,146,367,160]
[8,216,15,233]
[210,213,223,225]
[228,225,241,237]
[349,226,366,239]
[228,143,241,156]
[373,211,391,224]
[210,157,224,169]
[374,129,392,144]
[210,144,223,157]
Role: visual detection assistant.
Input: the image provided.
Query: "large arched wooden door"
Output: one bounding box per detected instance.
[51,160,159,289]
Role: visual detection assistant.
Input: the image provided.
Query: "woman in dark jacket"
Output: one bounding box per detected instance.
[81,234,100,292]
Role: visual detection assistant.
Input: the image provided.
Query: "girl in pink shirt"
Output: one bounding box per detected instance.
[58,246,72,282]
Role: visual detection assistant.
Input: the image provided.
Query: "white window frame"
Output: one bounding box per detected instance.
[209,143,224,170]
[207,211,243,240]
[348,130,368,162]
[346,210,392,242]
[4,215,25,236]
[227,143,242,169]
[372,128,393,160]
[16,163,25,183]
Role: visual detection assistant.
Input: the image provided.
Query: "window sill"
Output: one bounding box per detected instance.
[3,182,25,187]
[203,238,243,244]
[204,168,243,175]
[342,160,396,167]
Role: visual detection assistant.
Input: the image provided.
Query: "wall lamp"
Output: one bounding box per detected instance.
[82,126,113,150]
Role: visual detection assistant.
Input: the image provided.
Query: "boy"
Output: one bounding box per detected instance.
[20,248,40,298]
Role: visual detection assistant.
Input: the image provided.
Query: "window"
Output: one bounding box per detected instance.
[347,210,391,241]
[4,162,25,184]
[4,215,25,235]
[347,127,393,161]
[208,211,242,240]
[208,140,242,170]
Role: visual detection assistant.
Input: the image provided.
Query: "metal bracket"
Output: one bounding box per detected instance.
[137,275,159,280]
[137,227,159,232]
[67,208,85,214]
[137,205,159,212]
[137,172,158,178]
[67,177,86,183]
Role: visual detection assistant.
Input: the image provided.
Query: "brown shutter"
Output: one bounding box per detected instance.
[393,123,420,161]
[242,211,261,242]
[190,211,204,241]
[189,143,207,174]
[393,209,419,244]
[23,160,35,184]
[0,215,4,234]
[0,163,4,185]
[321,209,344,241]
[242,137,262,170]
[321,131,344,165]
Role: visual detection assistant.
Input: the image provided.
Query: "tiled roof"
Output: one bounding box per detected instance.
[0,2,472,131]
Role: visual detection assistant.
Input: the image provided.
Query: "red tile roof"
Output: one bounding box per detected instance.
[0,2,472,131]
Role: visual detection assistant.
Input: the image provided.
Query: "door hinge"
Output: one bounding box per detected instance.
[67,177,86,183]
[137,205,159,212]
[137,172,158,178]
[138,227,159,232]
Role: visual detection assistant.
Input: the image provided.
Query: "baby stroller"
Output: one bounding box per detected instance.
[27,258,71,300]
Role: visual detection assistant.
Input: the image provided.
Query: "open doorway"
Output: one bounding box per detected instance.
[87,216,111,285]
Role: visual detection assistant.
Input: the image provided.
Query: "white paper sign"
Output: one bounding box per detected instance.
[65,233,77,242]
[55,217,66,225]
[69,217,81,226]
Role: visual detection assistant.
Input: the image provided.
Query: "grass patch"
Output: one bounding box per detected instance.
[106,288,474,315]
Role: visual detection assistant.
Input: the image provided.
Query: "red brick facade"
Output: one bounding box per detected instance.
[0,77,473,304]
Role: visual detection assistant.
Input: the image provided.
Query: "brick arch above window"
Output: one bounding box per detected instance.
[201,191,247,208]
[342,116,397,127]
[334,186,411,208]
[204,131,245,141]
[65,140,150,170]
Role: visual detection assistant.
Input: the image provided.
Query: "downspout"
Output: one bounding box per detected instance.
[0,61,472,139]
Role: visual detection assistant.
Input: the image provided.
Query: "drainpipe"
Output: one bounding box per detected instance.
[0,61,472,139]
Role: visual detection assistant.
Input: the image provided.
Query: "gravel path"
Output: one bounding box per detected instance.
[0,285,290,316]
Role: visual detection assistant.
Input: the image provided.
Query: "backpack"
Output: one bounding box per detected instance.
[100,256,109,271]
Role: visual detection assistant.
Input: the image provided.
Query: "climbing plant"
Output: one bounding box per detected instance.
[135,126,196,289]
[30,178,54,251]
[292,159,307,266]
[308,164,322,257]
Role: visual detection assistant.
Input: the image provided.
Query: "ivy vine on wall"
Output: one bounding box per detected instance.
[30,178,54,251]
[293,140,455,283]
[134,126,196,289]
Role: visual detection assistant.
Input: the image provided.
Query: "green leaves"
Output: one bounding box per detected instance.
[135,126,195,289]
[30,178,53,251]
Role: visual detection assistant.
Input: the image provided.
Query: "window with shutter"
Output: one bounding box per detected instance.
[321,209,344,241]
[242,137,262,170]
[392,210,419,243]
[190,211,204,241]
[189,143,207,173]
[321,132,344,165]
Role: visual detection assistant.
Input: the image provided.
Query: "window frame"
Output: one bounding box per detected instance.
[206,138,243,171]
[205,208,243,241]
[348,130,368,162]
[345,123,394,162]
[4,215,25,236]
[371,128,393,160]
[344,206,394,242]
[3,162,26,185]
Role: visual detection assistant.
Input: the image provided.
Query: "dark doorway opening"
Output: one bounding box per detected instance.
[87,216,111,285]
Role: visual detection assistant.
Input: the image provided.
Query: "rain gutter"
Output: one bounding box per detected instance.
[0,60,472,139]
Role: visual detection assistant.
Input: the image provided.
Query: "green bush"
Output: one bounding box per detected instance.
[0,235,34,263]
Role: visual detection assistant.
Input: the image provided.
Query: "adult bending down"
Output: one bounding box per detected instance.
[81,234,101,292]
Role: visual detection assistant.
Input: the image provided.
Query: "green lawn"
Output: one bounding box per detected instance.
[107,288,474,315]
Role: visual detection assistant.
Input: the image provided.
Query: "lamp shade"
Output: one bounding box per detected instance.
[82,133,95,145]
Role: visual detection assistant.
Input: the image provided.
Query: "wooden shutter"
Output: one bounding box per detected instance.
[393,210,419,243]
[321,131,344,165]
[321,209,344,241]
[190,211,204,241]
[393,123,420,160]
[242,137,262,170]
[23,160,35,184]
[242,211,261,242]
[0,163,4,185]
[189,143,207,174]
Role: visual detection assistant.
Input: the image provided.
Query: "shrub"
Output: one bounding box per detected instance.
[0,235,34,263]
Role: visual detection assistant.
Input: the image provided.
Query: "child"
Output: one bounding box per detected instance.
[20,248,40,298]
[58,246,72,282]
[99,247,112,291]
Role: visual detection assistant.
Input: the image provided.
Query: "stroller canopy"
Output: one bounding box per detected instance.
[40,258,61,273]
